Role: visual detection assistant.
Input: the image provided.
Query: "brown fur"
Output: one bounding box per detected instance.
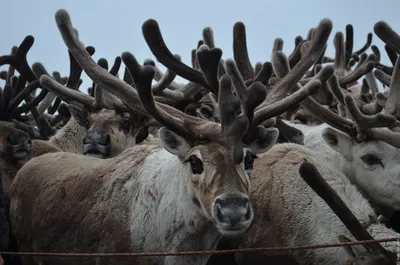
[71,108,150,157]
[10,140,252,265]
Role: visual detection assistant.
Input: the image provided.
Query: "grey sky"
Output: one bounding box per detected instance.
[1,0,399,92]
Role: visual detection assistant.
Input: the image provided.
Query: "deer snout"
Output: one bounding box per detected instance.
[7,131,32,159]
[212,195,253,236]
[83,129,111,158]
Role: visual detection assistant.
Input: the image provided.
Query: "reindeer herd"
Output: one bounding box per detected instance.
[0,8,400,265]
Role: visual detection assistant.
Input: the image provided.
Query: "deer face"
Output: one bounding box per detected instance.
[0,121,32,160]
[323,127,400,212]
[70,106,148,158]
[159,128,262,237]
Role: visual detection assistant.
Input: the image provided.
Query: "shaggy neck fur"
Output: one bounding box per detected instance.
[124,147,221,265]
[48,118,87,154]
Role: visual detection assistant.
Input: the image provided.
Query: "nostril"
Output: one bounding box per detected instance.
[244,203,252,221]
[83,137,90,144]
[98,134,110,146]
[27,139,32,145]
[216,204,225,223]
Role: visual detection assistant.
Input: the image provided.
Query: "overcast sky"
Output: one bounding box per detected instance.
[1,0,399,92]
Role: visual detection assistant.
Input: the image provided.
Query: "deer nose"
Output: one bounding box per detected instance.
[83,129,111,157]
[213,195,253,235]
[84,129,110,146]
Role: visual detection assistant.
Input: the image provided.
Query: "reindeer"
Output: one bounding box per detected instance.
[8,8,320,265]
[292,27,400,221]
[215,142,398,265]
[240,22,400,223]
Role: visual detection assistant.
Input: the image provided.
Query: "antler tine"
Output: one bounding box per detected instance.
[5,47,17,85]
[7,80,42,113]
[368,128,400,149]
[384,44,398,66]
[254,62,273,87]
[327,74,346,106]
[339,60,375,87]
[233,22,255,81]
[371,45,381,64]
[272,38,284,54]
[334,32,346,77]
[0,71,7,80]
[298,162,392,257]
[307,28,315,40]
[353,33,373,55]
[98,58,109,70]
[374,21,400,54]
[0,36,37,82]
[250,80,322,131]
[11,88,49,118]
[143,58,183,91]
[92,57,132,112]
[142,19,211,90]
[38,70,57,115]
[344,24,354,67]
[218,74,249,164]
[344,95,396,141]
[254,62,263,76]
[46,69,68,114]
[196,44,223,95]
[374,69,391,87]
[272,51,290,78]
[40,76,95,108]
[264,19,333,106]
[301,95,354,134]
[0,37,55,136]
[288,39,306,68]
[225,59,267,126]
[123,52,222,145]
[109,56,121,76]
[385,55,400,118]
[55,9,151,117]
[0,88,4,118]
[144,57,206,106]
[202,27,215,49]
[48,97,62,115]
[151,67,178,94]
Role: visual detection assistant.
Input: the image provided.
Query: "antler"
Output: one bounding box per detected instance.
[263,18,333,105]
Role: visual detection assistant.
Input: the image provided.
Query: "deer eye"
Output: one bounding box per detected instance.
[120,119,132,133]
[361,154,383,167]
[244,150,257,172]
[186,154,204,175]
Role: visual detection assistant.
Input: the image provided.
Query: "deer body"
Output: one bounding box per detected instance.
[11,133,256,265]
[281,119,400,217]
[233,143,399,265]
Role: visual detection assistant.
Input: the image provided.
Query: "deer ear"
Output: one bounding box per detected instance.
[159,127,191,157]
[247,128,279,154]
[322,127,354,160]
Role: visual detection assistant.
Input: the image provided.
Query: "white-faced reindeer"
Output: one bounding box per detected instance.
[8,9,322,265]
[295,50,400,219]
[255,22,400,221]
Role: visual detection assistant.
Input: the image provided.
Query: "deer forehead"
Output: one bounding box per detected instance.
[356,141,399,159]
[191,145,248,186]
[0,122,22,136]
